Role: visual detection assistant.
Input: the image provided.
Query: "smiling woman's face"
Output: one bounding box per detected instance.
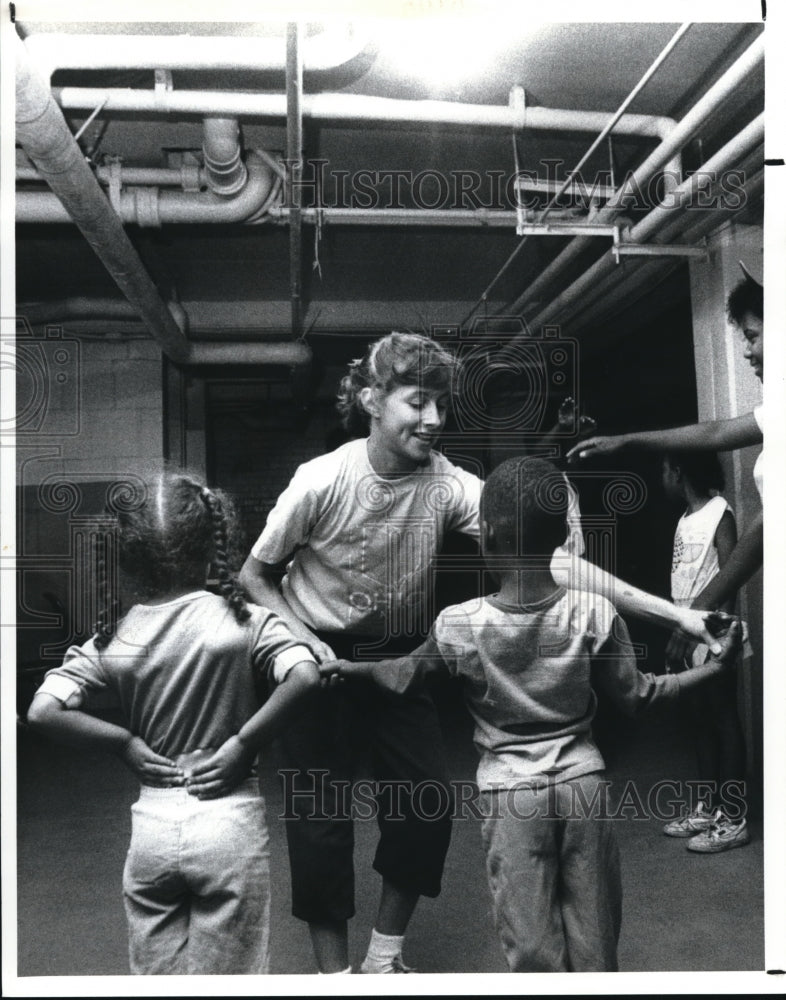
[366,384,449,472]
[740,310,763,382]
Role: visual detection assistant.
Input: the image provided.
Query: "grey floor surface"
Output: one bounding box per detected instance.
[15,691,764,978]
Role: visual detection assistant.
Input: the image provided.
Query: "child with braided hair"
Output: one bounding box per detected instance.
[27,471,320,975]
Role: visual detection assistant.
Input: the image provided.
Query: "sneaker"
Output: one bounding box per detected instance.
[663,802,714,838]
[360,955,416,974]
[687,811,751,853]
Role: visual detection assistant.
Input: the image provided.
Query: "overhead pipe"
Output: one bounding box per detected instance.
[269,207,593,228]
[22,25,369,79]
[185,342,312,366]
[554,168,764,340]
[202,118,248,196]
[15,36,310,369]
[524,113,764,334]
[559,159,764,334]
[52,83,681,163]
[16,151,277,226]
[18,164,206,187]
[507,32,764,317]
[286,23,304,340]
[548,142,764,330]
[18,192,598,229]
[15,32,190,364]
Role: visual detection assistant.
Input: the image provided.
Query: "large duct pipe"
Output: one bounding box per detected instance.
[15,34,190,363]
[507,32,764,317]
[525,113,763,334]
[22,25,369,78]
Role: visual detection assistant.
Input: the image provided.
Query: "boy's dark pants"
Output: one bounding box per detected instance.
[276,632,453,923]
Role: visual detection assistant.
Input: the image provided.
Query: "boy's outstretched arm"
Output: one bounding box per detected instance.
[320,632,448,695]
[186,659,320,800]
[27,693,185,787]
[594,618,742,716]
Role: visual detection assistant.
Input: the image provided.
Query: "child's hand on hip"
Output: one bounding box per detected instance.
[185,736,254,799]
[120,736,185,786]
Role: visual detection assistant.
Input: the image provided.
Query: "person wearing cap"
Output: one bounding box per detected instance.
[566,261,763,852]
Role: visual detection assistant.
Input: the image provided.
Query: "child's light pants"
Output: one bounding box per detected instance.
[122,779,270,975]
[481,772,622,972]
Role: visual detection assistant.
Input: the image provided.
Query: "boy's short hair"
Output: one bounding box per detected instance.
[726,274,763,326]
[481,456,569,555]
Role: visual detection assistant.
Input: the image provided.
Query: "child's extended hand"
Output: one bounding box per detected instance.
[185,736,254,800]
[120,735,185,787]
[566,434,626,463]
[318,659,351,686]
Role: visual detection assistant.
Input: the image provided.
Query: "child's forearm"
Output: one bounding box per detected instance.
[27,693,132,754]
[236,660,319,750]
[674,657,730,695]
[335,643,444,695]
[568,412,761,461]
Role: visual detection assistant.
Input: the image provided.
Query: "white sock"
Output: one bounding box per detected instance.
[364,929,405,966]
[318,965,352,974]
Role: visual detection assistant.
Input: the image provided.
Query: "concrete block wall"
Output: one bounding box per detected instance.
[16,336,164,488]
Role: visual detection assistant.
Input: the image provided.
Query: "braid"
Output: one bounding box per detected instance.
[200,486,251,624]
[93,529,119,649]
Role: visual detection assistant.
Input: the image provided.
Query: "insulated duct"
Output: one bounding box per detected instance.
[22,25,369,78]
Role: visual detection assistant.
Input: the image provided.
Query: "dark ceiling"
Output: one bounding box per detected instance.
[13,19,765,356]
